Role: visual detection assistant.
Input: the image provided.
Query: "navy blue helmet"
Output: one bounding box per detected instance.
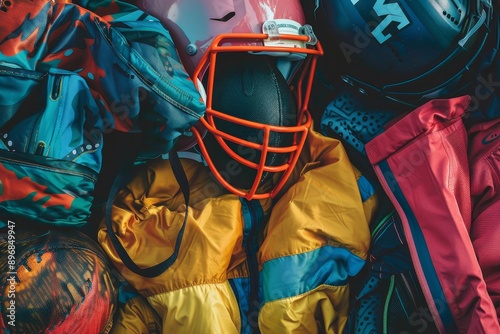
[305,0,497,108]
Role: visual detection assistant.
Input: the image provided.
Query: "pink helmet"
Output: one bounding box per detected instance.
[134,0,312,74]
[133,0,323,200]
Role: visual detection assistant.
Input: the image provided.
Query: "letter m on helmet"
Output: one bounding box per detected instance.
[351,0,410,44]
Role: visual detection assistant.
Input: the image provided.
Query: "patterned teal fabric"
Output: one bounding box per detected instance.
[0,0,205,227]
[0,67,101,227]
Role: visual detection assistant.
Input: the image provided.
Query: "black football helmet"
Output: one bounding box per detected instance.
[304,0,497,107]
[133,0,323,199]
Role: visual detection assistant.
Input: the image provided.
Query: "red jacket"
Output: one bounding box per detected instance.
[468,116,500,319]
[365,95,500,333]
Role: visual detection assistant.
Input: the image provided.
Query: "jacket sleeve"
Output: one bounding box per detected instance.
[258,130,376,333]
[469,118,500,318]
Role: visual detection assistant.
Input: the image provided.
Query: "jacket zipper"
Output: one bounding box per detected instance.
[51,74,63,100]
[242,198,263,334]
[0,153,98,183]
[29,74,64,155]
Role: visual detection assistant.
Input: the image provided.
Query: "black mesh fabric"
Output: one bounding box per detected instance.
[344,211,439,334]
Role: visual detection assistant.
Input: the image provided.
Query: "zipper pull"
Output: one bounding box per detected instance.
[51,75,63,100]
[35,142,45,155]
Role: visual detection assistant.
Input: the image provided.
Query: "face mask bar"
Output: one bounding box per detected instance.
[190,22,323,200]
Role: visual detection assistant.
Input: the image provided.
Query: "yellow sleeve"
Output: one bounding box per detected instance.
[258,130,374,333]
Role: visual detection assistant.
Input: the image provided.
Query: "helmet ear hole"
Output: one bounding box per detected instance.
[203,53,297,190]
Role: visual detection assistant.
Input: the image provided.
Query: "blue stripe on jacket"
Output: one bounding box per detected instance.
[262,246,366,303]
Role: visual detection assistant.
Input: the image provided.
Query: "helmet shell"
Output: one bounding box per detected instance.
[307,0,494,106]
[134,0,307,75]
[132,0,323,199]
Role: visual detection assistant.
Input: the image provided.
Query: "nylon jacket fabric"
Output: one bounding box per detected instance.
[99,129,377,333]
[365,95,500,333]
[110,295,162,334]
[468,117,500,318]
[0,68,102,227]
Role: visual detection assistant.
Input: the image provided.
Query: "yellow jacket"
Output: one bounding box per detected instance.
[98,129,377,333]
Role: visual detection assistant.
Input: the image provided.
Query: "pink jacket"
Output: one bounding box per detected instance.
[468,116,500,319]
[365,95,500,333]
